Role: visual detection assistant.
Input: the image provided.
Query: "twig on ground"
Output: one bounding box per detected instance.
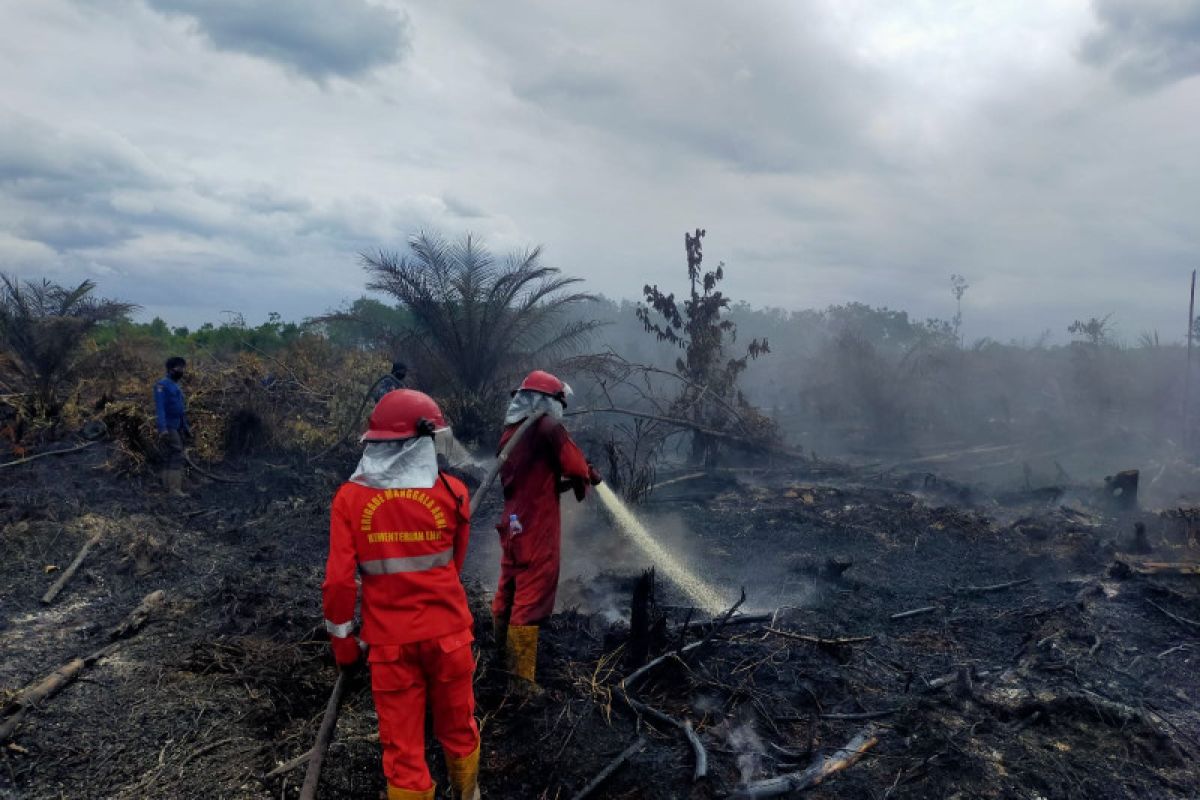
[732,724,881,798]
[890,606,938,621]
[765,628,874,646]
[265,749,313,779]
[819,709,900,721]
[679,613,772,636]
[184,452,249,484]
[569,737,647,800]
[299,669,348,800]
[1147,600,1200,630]
[616,596,751,783]
[0,441,98,469]
[954,578,1032,595]
[1157,644,1190,659]
[682,588,746,662]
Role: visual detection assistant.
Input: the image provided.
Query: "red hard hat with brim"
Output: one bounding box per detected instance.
[517,370,567,402]
[363,389,447,442]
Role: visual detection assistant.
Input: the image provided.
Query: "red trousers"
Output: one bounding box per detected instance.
[492,542,559,626]
[369,630,479,793]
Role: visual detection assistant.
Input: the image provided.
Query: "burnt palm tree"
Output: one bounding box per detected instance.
[360,232,600,440]
[0,275,137,416]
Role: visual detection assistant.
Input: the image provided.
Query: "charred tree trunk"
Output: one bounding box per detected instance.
[628,569,655,668]
[1105,470,1139,512]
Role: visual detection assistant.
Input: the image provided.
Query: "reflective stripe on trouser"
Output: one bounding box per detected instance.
[324,618,353,637]
[359,549,453,576]
[505,625,539,685]
[387,786,434,800]
[372,635,479,794]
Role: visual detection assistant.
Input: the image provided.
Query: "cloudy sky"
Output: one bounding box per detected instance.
[1,0,1198,342]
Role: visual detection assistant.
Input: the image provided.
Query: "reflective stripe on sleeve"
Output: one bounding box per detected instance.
[358,549,453,576]
[325,619,354,638]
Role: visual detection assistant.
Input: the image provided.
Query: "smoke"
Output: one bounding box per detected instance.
[716,717,767,785]
[560,297,1200,506]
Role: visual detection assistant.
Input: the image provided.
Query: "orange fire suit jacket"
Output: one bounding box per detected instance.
[323,474,473,646]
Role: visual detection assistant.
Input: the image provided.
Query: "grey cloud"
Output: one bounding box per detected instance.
[442,195,486,219]
[145,0,411,80]
[0,110,333,261]
[1080,0,1200,91]
[0,112,160,194]
[502,4,880,174]
[16,218,136,251]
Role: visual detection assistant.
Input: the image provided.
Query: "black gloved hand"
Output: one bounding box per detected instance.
[587,462,603,486]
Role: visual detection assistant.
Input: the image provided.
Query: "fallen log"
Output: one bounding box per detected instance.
[109,589,167,640]
[1,589,165,742]
[41,530,103,605]
[732,724,880,798]
[0,643,119,740]
[1132,561,1200,576]
[570,737,647,800]
[299,668,349,800]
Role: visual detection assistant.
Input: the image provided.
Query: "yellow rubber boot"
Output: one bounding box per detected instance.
[386,785,435,800]
[505,625,541,695]
[447,744,481,800]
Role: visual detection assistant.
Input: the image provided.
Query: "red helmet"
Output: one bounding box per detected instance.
[363,389,447,442]
[517,370,570,405]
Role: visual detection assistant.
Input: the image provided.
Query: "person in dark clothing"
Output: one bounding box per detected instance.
[370,361,408,404]
[154,356,192,496]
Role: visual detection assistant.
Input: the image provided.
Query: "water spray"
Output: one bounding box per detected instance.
[594,482,728,615]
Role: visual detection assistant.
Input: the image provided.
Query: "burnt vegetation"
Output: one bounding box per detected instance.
[2,227,1200,799]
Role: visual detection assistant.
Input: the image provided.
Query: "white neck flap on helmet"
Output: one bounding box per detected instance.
[350,436,438,489]
[504,389,565,426]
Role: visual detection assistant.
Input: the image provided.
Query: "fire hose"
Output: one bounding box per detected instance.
[296,411,547,798]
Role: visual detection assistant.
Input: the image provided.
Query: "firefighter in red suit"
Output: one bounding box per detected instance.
[492,370,602,691]
[322,389,481,800]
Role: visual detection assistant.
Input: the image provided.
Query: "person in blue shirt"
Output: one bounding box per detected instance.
[154,356,192,496]
[370,360,407,404]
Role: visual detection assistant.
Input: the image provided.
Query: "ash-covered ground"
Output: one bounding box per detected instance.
[3,444,1200,799]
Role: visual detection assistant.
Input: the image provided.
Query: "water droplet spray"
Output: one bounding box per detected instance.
[594,482,728,614]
